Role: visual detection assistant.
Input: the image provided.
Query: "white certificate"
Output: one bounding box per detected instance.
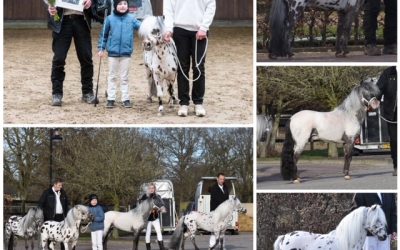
[56,0,85,12]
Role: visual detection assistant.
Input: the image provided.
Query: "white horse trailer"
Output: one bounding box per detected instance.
[140,180,176,233]
[193,177,240,234]
[354,99,391,153]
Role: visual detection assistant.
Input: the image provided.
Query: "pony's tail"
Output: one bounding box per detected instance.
[273,235,284,250]
[168,216,185,250]
[281,120,295,180]
[268,0,289,57]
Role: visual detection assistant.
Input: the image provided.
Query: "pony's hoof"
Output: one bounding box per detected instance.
[146,97,153,103]
[335,52,345,58]
[344,175,351,180]
[173,99,179,105]
[293,179,301,184]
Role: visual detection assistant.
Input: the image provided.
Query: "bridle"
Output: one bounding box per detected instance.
[361,96,377,108]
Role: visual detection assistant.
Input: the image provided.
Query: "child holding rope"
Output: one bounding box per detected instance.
[98,0,141,108]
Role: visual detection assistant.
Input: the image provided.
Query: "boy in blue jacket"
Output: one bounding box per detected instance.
[98,0,141,108]
[88,194,105,250]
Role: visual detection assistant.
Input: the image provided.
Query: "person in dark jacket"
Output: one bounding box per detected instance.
[353,193,397,250]
[209,173,229,248]
[38,178,69,250]
[139,183,166,250]
[377,66,397,176]
[44,0,97,106]
[210,173,229,211]
[88,194,105,250]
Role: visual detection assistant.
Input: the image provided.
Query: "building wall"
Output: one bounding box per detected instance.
[4,0,253,21]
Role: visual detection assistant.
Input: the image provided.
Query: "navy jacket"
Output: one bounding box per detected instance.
[88,205,105,231]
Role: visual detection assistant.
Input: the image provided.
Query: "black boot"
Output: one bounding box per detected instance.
[158,240,165,250]
[146,243,151,250]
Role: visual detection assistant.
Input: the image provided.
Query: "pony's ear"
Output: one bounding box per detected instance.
[371,204,377,210]
[233,196,237,200]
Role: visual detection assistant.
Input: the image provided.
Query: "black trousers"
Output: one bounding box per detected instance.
[363,0,397,45]
[173,27,207,105]
[387,121,397,169]
[51,15,93,95]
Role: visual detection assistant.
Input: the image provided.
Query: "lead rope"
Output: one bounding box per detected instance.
[170,36,208,82]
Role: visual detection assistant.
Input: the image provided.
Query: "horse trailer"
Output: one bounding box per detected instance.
[140,180,177,233]
[192,177,240,234]
[354,100,391,154]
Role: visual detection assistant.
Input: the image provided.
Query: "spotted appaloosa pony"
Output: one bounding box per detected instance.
[139,16,178,115]
[274,205,387,250]
[5,207,44,250]
[40,205,93,250]
[281,78,380,183]
[268,0,365,59]
[169,197,247,250]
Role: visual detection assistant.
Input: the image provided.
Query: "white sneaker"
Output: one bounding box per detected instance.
[178,105,188,117]
[195,104,206,117]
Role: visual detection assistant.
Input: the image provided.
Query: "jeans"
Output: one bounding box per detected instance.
[51,15,93,95]
[173,27,207,105]
[107,57,131,101]
[363,0,397,45]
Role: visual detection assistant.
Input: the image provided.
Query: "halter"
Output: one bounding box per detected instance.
[170,36,208,82]
[361,96,377,108]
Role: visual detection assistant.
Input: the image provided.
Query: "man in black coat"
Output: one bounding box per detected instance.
[38,178,69,250]
[377,66,397,176]
[209,173,229,249]
[353,193,397,250]
[210,173,230,211]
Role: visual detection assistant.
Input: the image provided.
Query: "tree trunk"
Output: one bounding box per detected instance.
[328,142,338,158]
[112,197,120,239]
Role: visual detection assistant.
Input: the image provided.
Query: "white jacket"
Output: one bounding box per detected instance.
[163,0,216,33]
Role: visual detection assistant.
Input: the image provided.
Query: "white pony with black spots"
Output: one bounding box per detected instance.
[40,205,93,250]
[139,15,178,115]
[274,205,387,250]
[5,207,44,250]
[169,196,247,250]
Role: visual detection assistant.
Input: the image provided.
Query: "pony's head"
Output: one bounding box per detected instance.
[73,205,94,225]
[231,196,247,214]
[359,78,380,110]
[139,16,164,51]
[23,207,44,232]
[150,194,165,209]
[365,205,387,241]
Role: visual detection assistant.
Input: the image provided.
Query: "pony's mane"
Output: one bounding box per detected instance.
[335,80,379,121]
[65,205,87,228]
[214,197,239,215]
[335,206,366,250]
[21,207,43,233]
[132,198,152,214]
[138,16,165,38]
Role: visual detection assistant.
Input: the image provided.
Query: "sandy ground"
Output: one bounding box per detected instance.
[257,154,397,190]
[4,27,253,125]
[11,233,253,250]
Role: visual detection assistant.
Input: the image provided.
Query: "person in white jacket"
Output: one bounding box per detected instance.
[163,0,216,117]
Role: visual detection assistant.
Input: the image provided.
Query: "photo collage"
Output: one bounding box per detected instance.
[2,0,398,249]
